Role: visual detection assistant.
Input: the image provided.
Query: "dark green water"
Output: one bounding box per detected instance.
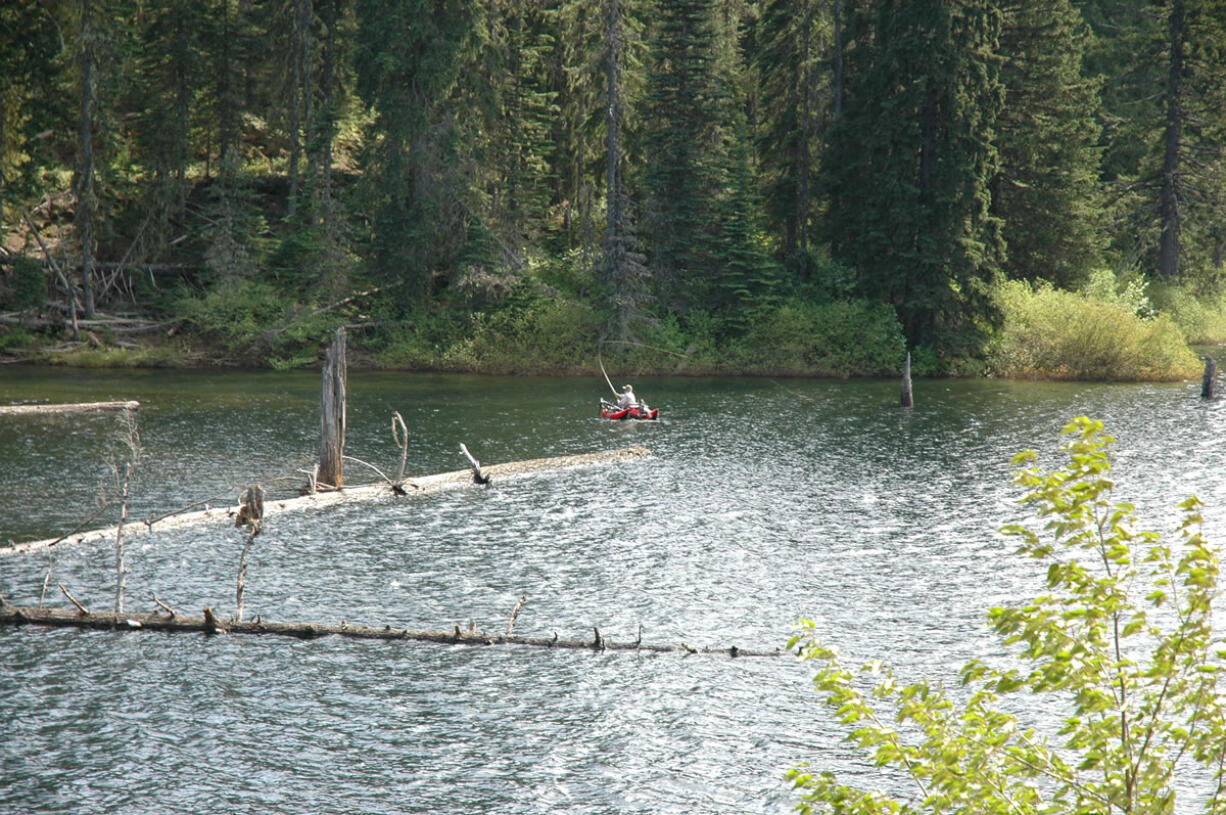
[2,368,1223,813]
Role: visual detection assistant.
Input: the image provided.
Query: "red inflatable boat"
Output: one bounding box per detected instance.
[600,400,659,421]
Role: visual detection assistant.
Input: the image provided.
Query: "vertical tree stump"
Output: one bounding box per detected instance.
[318,327,347,490]
[1202,356,1216,399]
[901,352,914,408]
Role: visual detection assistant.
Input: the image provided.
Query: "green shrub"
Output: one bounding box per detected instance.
[375,310,470,371]
[735,298,906,376]
[1081,267,1154,317]
[989,279,1199,381]
[1147,281,1226,344]
[2,257,46,310]
[176,280,288,352]
[466,297,599,373]
[0,326,37,351]
[375,297,600,373]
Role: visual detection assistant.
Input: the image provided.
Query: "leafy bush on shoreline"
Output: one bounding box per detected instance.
[733,298,906,376]
[988,279,1200,381]
[376,298,601,374]
[1147,282,1226,344]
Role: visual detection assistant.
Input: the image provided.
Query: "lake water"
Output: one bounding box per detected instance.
[2,367,1224,814]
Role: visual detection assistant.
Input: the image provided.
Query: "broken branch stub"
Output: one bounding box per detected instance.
[460,443,489,485]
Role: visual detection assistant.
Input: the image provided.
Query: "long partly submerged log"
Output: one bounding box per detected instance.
[0,603,780,658]
[2,445,651,557]
[0,400,140,416]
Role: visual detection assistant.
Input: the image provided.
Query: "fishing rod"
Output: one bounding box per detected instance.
[597,353,619,398]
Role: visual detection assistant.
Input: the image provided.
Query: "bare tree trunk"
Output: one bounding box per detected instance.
[287,0,303,216]
[833,0,843,121]
[799,0,813,256]
[606,0,620,258]
[318,327,347,489]
[1159,0,1185,281]
[320,0,337,231]
[901,352,914,408]
[219,0,234,169]
[114,461,131,614]
[113,410,140,614]
[78,0,97,319]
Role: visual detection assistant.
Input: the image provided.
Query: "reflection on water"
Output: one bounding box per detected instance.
[2,368,1224,813]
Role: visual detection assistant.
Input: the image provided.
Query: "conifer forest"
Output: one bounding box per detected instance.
[2,0,1225,376]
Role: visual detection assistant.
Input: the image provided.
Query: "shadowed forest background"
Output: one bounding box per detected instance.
[2,0,1225,378]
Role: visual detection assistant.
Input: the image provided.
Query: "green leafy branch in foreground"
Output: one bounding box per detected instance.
[789,417,1226,815]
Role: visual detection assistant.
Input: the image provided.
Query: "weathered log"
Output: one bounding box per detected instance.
[318,327,347,490]
[1,445,651,557]
[0,400,140,416]
[0,602,781,658]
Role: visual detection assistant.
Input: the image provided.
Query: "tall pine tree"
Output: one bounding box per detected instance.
[826,0,1005,359]
[642,0,722,315]
[354,0,479,305]
[993,0,1106,289]
[754,0,831,272]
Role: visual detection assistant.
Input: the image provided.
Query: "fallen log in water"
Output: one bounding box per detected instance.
[1,445,651,557]
[0,602,781,658]
[0,400,140,416]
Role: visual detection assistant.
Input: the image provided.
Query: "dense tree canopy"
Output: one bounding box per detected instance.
[2,0,1225,369]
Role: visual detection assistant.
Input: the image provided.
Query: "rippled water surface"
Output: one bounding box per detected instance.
[3,368,1225,814]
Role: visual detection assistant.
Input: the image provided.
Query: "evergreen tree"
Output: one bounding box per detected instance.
[993,0,1106,289]
[754,0,832,272]
[270,0,359,297]
[129,0,211,257]
[354,0,480,305]
[77,0,99,317]
[1081,0,1226,286]
[642,0,723,314]
[546,0,603,257]
[601,0,651,342]
[0,1,69,228]
[826,0,1005,359]
[708,1,778,329]
[1152,0,1226,284]
[713,119,779,333]
[499,1,559,254]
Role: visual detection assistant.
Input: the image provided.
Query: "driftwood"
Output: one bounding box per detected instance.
[0,400,140,416]
[1,445,652,557]
[0,602,780,658]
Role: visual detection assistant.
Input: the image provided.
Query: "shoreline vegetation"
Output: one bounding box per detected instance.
[5,3,1226,387]
[2,3,1226,384]
[1,269,1219,382]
